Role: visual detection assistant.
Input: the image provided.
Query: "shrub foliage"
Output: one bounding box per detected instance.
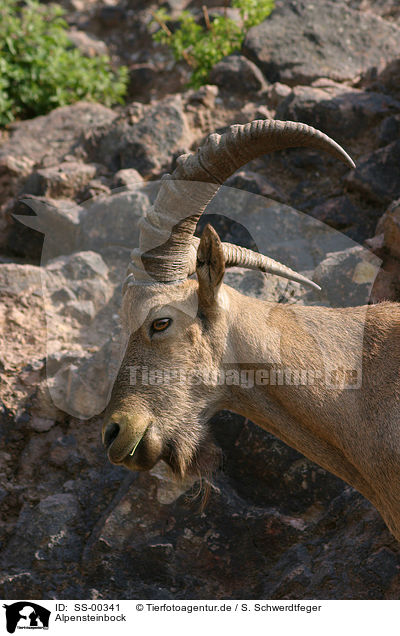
[0,0,128,126]
[151,0,275,88]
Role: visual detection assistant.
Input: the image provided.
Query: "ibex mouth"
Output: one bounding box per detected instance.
[128,428,148,457]
[107,434,145,465]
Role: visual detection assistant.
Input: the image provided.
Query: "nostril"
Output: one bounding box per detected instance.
[104,422,120,449]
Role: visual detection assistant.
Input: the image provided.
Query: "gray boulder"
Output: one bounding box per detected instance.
[243,1,400,85]
[314,245,381,306]
[374,198,400,259]
[79,187,153,252]
[84,95,193,177]
[347,140,400,204]
[276,79,400,140]
[24,162,97,199]
[209,54,268,94]
[0,102,116,168]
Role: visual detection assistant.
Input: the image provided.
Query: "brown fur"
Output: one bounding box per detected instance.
[103,225,400,540]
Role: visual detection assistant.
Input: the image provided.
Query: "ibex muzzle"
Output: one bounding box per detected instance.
[102,119,400,541]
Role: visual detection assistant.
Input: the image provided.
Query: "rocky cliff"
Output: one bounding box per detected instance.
[1,0,400,599]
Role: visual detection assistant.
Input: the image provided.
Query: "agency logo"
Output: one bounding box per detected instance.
[3,603,50,633]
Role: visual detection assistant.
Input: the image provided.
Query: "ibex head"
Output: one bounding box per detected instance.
[102,120,355,481]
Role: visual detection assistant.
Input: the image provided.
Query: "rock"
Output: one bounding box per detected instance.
[186,84,219,110]
[79,187,152,251]
[0,156,36,249]
[313,245,381,306]
[346,140,400,205]
[203,185,354,276]
[162,0,191,12]
[62,299,96,324]
[243,0,400,85]
[266,82,292,108]
[0,102,117,168]
[375,199,400,259]
[49,434,87,471]
[2,1,400,598]
[225,169,285,200]
[9,196,82,263]
[0,263,42,296]
[47,336,125,419]
[209,54,268,93]
[309,195,379,243]
[96,5,126,29]
[1,104,116,256]
[263,488,396,599]
[24,162,97,199]
[30,417,55,433]
[67,29,109,57]
[84,95,193,177]
[111,169,143,189]
[0,155,34,207]
[128,64,159,98]
[375,59,400,97]
[81,178,112,201]
[276,79,400,140]
[344,0,400,19]
[1,493,80,569]
[45,250,109,290]
[39,251,123,418]
[379,115,400,147]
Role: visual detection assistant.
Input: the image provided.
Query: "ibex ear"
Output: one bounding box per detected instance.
[196,224,225,307]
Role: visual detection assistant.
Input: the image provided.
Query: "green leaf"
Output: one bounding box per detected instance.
[149,0,275,88]
[0,0,128,126]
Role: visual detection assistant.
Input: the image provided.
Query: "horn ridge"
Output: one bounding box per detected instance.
[133,119,355,282]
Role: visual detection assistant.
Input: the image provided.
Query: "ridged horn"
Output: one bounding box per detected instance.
[186,238,321,291]
[133,119,355,283]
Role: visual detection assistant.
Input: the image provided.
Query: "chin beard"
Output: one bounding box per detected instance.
[163,430,222,504]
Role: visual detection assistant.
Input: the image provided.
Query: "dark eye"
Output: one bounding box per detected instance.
[151,317,172,333]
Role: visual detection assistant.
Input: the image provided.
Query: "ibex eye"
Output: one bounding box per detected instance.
[151,318,172,333]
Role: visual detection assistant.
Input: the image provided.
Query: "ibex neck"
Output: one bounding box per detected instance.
[219,285,379,506]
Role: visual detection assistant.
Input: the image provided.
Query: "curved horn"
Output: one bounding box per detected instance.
[186,237,321,291]
[132,119,355,283]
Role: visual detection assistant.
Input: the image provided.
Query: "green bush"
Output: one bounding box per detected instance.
[150,0,275,88]
[0,0,128,126]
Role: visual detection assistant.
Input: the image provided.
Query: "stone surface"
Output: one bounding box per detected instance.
[347,140,400,204]
[266,82,293,108]
[111,168,143,189]
[309,195,380,244]
[0,102,117,167]
[84,95,193,177]
[1,0,400,602]
[374,59,400,97]
[25,162,97,199]
[1,414,398,599]
[276,79,400,140]
[128,63,159,99]
[344,0,400,19]
[243,0,400,85]
[68,29,109,57]
[78,187,153,252]
[9,196,82,262]
[0,155,34,207]
[313,246,381,306]
[375,198,400,259]
[379,115,400,147]
[209,54,268,94]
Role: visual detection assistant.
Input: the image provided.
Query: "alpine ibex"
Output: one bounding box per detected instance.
[102,119,400,540]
